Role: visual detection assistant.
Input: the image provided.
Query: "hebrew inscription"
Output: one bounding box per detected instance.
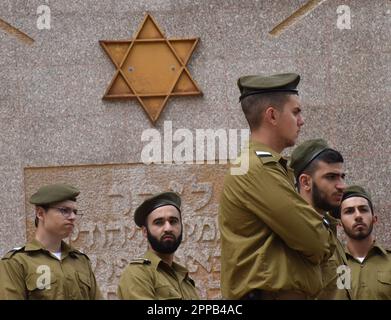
[24,163,228,299]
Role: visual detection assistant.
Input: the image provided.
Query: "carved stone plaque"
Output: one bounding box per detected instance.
[24,163,228,299]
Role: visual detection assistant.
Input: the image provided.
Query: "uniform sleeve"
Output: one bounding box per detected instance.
[238,161,334,264]
[117,265,155,299]
[0,257,27,299]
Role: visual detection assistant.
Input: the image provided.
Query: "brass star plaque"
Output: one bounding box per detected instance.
[99,14,202,124]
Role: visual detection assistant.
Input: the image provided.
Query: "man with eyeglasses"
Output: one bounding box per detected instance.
[0,183,102,299]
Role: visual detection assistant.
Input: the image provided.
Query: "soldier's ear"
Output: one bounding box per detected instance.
[35,206,46,224]
[372,215,378,224]
[264,106,278,125]
[299,174,311,191]
[142,225,148,238]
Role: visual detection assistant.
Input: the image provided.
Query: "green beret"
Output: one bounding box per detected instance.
[238,72,300,101]
[290,139,332,179]
[134,192,181,227]
[342,185,372,206]
[29,183,80,205]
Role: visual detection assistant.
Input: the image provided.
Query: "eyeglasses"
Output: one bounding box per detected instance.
[48,207,83,219]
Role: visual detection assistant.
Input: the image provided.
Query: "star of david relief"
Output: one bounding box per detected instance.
[99,14,202,124]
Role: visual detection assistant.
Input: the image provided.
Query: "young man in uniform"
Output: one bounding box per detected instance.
[117,192,199,299]
[340,185,391,299]
[218,73,335,300]
[0,183,101,299]
[290,138,351,299]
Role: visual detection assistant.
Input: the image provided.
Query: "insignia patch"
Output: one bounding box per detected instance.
[322,218,330,228]
[255,151,273,157]
[129,258,151,265]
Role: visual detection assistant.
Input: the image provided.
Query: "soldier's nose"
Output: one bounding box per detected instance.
[298,115,304,127]
[354,211,363,220]
[163,221,173,231]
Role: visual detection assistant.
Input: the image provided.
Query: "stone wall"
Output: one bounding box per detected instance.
[1,0,390,299]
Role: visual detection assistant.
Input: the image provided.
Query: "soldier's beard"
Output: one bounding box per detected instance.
[312,182,340,216]
[343,222,374,240]
[146,227,182,254]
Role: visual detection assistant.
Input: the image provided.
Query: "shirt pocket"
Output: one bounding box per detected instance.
[26,273,58,300]
[377,271,391,299]
[76,272,92,299]
[155,284,182,300]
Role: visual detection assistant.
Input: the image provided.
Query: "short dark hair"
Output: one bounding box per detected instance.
[302,149,344,175]
[297,149,344,192]
[240,92,291,130]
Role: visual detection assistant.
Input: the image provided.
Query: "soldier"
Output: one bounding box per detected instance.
[290,138,351,299]
[218,73,335,300]
[117,192,199,300]
[0,183,101,299]
[340,185,391,299]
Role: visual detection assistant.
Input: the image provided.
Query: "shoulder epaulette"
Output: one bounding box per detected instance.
[2,246,25,260]
[322,218,331,228]
[129,258,151,265]
[255,150,278,165]
[69,249,90,260]
[255,151,273,158]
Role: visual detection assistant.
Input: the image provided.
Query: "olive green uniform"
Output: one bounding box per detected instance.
[117,250,199,300]
[218,141,336,299]
[0,239,102,300]
[344,242,391,299]
[316,213,351,299]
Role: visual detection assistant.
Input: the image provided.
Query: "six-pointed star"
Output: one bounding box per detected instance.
[100,14,202,124]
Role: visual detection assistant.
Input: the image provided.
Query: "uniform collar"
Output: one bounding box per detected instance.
[145,250,190,281]
[371,241,388,256]
[324,212,340,225]
[25,238,79,258]
[323,212,340,235]
[345,240,388,258]
[25,239,47,252]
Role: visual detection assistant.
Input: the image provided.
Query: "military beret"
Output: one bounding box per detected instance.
[29,183,80,205]
[134,192,181,227]
[290,139,333,179]
[342,185,373,206]
[238,72,300,101]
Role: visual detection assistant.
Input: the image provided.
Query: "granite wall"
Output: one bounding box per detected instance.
[0,0,390,298]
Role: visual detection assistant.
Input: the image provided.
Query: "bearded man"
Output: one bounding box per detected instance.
[117,192,199,300]
[339,185,391,299]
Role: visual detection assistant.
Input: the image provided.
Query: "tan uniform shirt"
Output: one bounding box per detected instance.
[316,213,351,299]
[117,250,199,300]
[0,239,102,300]
[345,242,391,299]
[218,141,335,299]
